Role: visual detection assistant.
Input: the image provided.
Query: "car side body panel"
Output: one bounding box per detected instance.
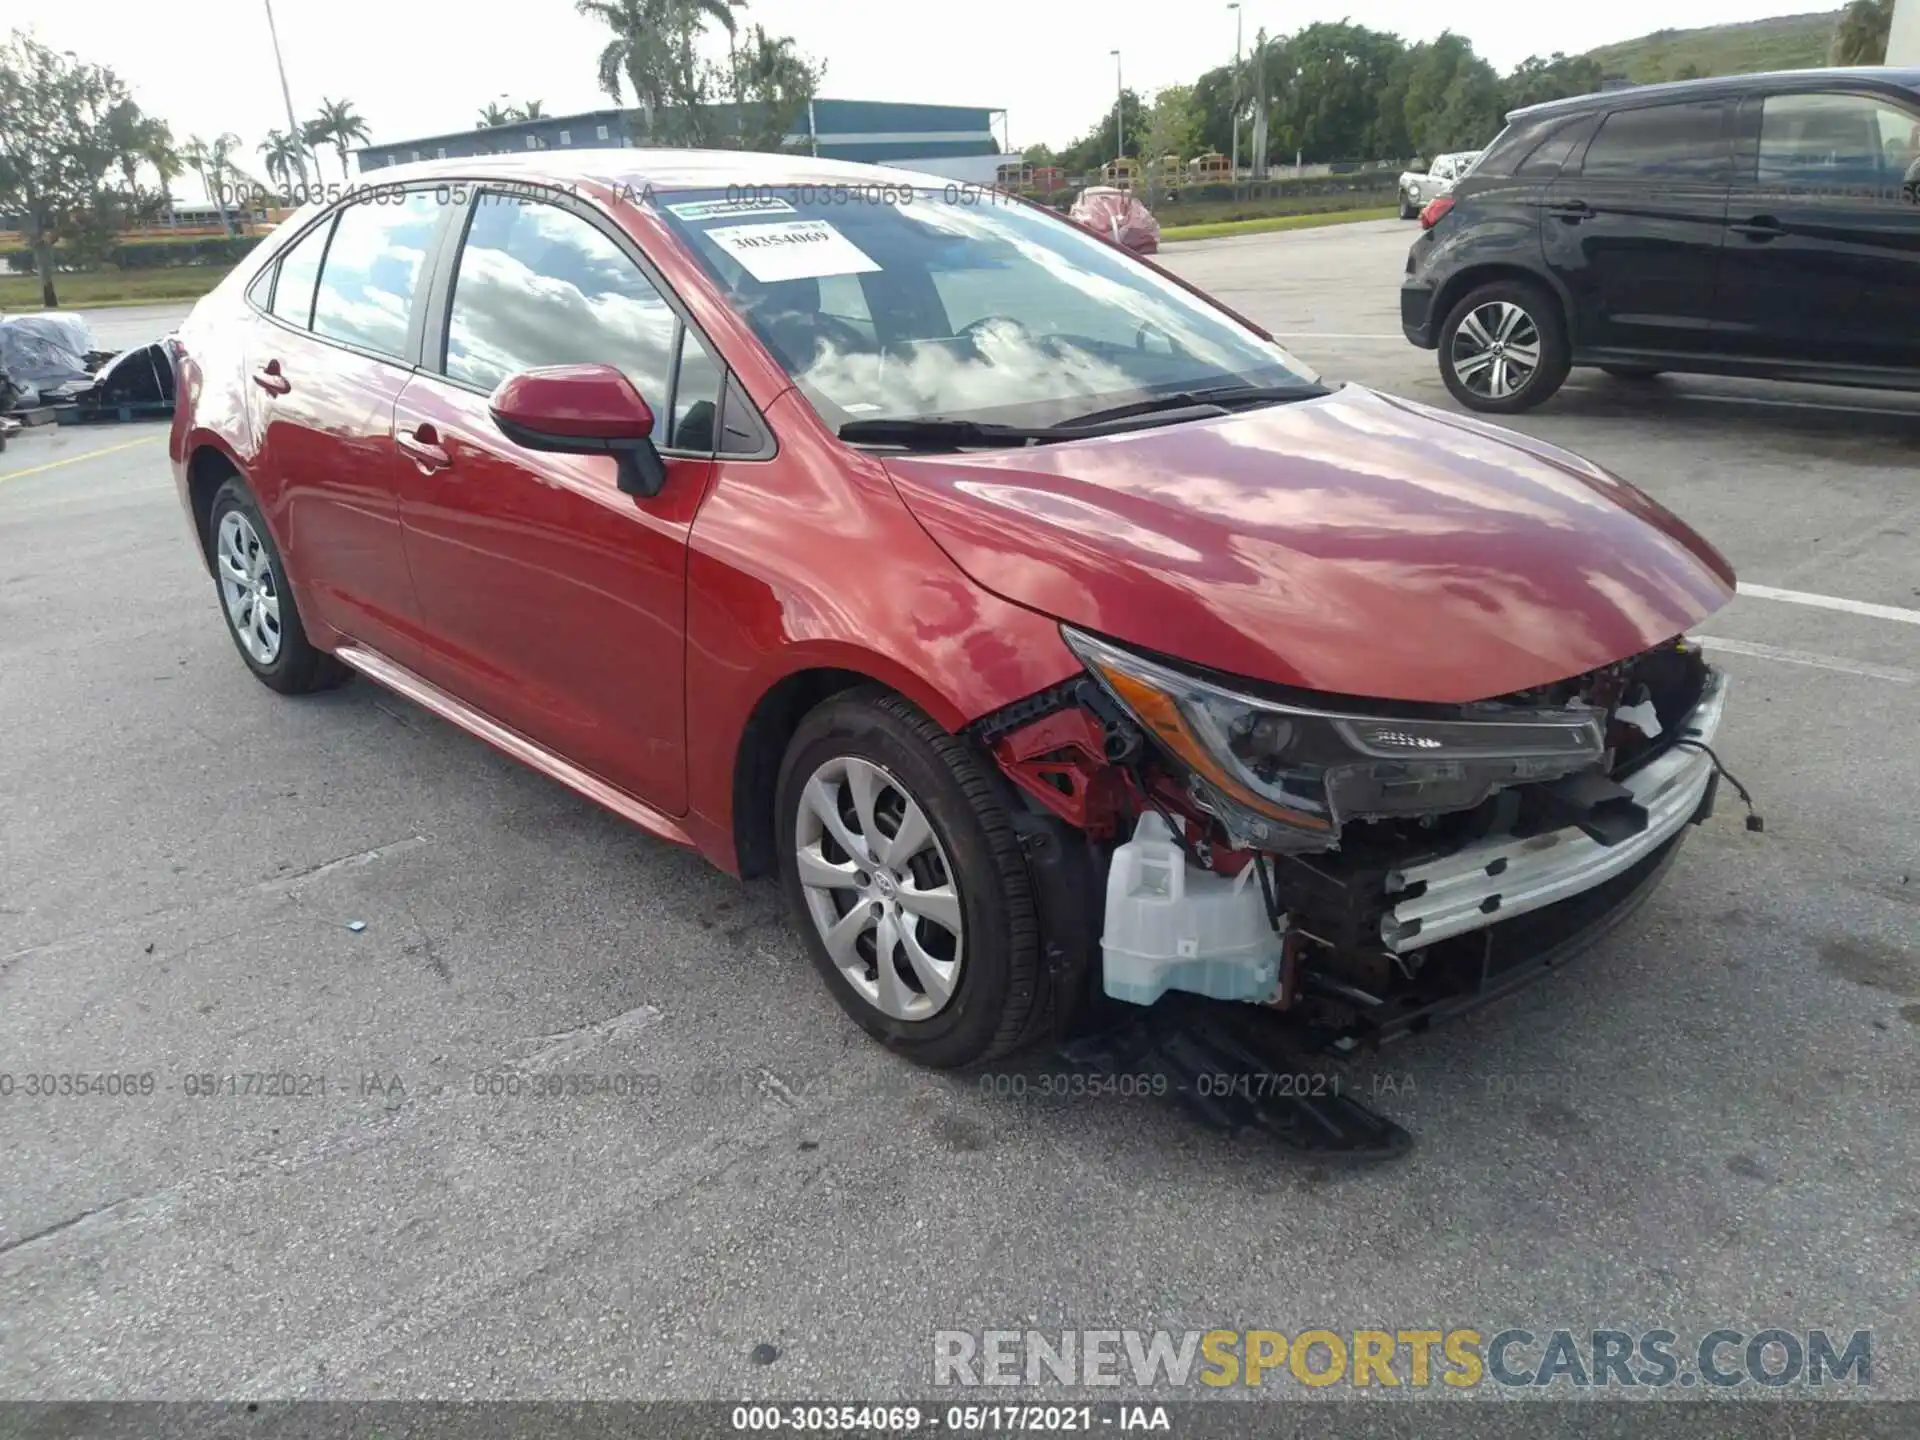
[679,390,1084,865]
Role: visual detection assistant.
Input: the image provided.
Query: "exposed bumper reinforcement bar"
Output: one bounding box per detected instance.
[1381,666,1727,953]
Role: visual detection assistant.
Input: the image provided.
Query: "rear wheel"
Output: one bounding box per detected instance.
[208,477,349,695]
[1437,279,1570,414]
[775,687,1045,1068]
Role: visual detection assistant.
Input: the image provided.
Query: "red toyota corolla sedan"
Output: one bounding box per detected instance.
[170,152,1741,1070]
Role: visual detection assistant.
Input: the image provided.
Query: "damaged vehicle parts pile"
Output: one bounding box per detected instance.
[164,154,1761,1158]
[0,311,177,435]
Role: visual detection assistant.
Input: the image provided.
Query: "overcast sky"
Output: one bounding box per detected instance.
[24,0,1829,200]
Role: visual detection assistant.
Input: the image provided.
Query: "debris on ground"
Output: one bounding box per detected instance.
[1,315,178,426]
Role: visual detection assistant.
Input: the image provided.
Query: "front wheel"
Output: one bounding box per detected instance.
[1398,189,1419,220]
[1437,280,1571,414]
[775,688,1046,1068]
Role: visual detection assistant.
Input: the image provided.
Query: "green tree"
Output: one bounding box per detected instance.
[1264,24,1406,165]
[519,99,546,119]
[1502,53,1605,112]
[185,132,256,235]
[1399,33,1502,160]
[1057,89,1148,175]
[0,31,154,305]
[1187,65,1237,160]
[304,97,369,181]
[477,101,515,127]
[258,127,306,186]
[576,0,743,139]
[1143,84,1200,165]
[1831,0,1892,64]
[141,116,183,210]
[702,24,822,151]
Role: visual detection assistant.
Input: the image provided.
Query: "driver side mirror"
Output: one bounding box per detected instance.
[489,364,668,499]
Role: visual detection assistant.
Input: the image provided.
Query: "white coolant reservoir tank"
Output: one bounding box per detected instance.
[1101,811,1286,1006]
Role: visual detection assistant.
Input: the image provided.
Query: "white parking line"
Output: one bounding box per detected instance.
[1694,635,1915,684]
[1736,583,1920,627]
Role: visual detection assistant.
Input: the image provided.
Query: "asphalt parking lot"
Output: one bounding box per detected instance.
[2,217,1916,1405]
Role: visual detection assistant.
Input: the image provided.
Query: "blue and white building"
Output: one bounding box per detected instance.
[357,98,1020,184]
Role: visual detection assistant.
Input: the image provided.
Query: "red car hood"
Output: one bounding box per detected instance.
[883,385,1735,704]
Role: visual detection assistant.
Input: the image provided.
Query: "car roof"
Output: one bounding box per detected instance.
[1507,65,1920,123]
[353,147,961,193]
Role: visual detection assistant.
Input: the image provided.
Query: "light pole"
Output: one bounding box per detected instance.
[263,0,311,187]
[1228,3,1242,179]
[1110,50,1123,171]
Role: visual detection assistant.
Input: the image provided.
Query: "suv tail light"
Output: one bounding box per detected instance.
[1419,194,1455,229]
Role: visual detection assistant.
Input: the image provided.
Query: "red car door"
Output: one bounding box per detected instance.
[392,190,726,815]
[242,194,444,665]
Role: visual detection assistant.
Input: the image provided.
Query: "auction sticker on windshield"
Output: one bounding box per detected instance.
[706,219,881,283]
[665,196,796,221]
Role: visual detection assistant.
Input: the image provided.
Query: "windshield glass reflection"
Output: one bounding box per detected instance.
[655,188,1317,429]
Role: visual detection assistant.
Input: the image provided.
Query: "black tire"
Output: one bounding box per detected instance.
[1398,192,1418,220]
[1600,364,1663,380]
[775,686,1046,1069]
[207,476,349,695]
[1437,278,1571,414]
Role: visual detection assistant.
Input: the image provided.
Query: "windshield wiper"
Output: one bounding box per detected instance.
[1052,382,1330,430]
[839,383,1332,450]
[838,417,1056,450]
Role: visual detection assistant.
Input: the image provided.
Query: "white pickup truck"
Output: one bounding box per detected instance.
[1398,151,1482,219]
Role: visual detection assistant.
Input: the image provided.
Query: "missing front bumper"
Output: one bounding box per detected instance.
[1380,668,1727,953]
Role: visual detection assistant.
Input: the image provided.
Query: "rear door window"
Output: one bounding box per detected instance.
[311,191,440,359]
[1581,101,1730,181]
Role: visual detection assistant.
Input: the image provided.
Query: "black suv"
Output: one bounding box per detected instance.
[1401,67,1920,412]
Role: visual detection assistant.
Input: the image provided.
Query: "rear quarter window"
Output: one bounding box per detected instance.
[1517,113,1601,178]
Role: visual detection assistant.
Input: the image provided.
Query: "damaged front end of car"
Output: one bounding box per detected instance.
[974,627,1745,1057]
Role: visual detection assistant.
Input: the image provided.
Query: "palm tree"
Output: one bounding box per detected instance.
[259,128,307,187]
[575,0,743,138]
[179,135,228,235]
[207,132,257,234]
[477,101,516,128]
[520,99,547,119]
[305,97,370,180]
[1831,0,1892,64]
[724,25,822,150]
[138,119,184,217]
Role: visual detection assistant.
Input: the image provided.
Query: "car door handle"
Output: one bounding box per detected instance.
[1730,216,1785,241]
[397,427,452,473]
[1547,199,1593,221]
[252,361,290,396]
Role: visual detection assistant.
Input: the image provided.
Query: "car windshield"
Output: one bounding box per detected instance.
[652,186,1318,431]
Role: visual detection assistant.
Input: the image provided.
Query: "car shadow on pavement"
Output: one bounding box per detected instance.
[1543,373,1920,444]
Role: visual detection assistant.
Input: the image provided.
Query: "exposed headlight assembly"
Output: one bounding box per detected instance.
[1062,627,1607,851]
